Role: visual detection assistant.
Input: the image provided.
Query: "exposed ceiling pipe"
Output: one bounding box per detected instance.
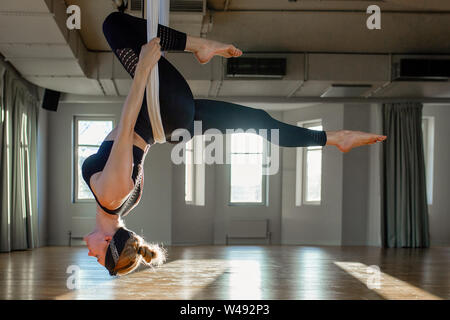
[58,93,450,105]
[210,9,450,14]
[211,0,449,15]
[0,11,55,17]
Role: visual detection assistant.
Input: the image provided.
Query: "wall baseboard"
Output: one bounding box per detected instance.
[171,242,213,246]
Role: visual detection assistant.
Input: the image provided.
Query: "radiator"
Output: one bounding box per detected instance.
[68,217,95,246]
[226,219,271,245]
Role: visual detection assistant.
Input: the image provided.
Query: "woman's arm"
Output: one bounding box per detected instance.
[90,38,161,209]
[116,38,161,138]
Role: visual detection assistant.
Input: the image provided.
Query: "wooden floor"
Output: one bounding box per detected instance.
[0,245,449,300]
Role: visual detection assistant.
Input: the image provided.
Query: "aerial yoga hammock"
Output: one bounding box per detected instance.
[145,0,165,143]
[82,0,387,276]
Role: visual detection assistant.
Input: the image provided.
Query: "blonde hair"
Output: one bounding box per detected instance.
[113,233,166,276]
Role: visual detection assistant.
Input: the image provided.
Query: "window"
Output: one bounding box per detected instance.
[296,120,323,205]
[422,116,435,205]
[74,117,114,201]
[185,135,205,205]
[229,132,267,205]
[20,114,31,216]
[185,138,195,203]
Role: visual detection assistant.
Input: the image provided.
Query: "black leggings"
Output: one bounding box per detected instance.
[102,12,327,147]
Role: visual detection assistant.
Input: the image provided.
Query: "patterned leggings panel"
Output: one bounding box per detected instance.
[103,12,187,78]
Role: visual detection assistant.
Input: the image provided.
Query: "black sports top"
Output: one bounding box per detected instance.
[82,141,145,217]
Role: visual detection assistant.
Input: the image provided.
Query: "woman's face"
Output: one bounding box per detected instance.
[83,230,111,266]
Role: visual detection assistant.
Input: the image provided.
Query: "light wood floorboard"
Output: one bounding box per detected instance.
[0,245,449,300]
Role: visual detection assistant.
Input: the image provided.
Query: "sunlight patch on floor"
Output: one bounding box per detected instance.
[228,260,262,299]
[334,261,442,300]
[56,259,229,300]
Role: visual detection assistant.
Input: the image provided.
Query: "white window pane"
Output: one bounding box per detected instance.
[186,139,194,151]
[231,133,263,154]
[185,150,194,202]
[78,120,113,145]
[230,153,262,203]
[77,146,98,200]
[422,117,434,205]
[230,133,265,204]
[305,149,322,202]
[247,133,263,153]
[422,119,427,163]
[231,133,247,153]
[185,148,194,165]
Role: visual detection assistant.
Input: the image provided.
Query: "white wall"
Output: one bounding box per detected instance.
[423,104,450,246]
[47,102,173,245]
[213,111,284,245]
[341,104,371,245]
[43,100,449,248]
[340,103,385,246]
[171,111,284,245]
[281,104,344,245]
[37,107,49,247]
[365,104,383,246]
[171,163,215,245]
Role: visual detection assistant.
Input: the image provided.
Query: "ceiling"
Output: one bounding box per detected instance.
[66,0,450,53]
[0,0,449,105]
[209,0,450,12]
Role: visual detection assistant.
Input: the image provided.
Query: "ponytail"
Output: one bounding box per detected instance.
[113,233,166,276]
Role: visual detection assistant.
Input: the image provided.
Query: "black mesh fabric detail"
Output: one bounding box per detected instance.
[113,23,187,78]
[116,48,139,77]
[157,24,187,51]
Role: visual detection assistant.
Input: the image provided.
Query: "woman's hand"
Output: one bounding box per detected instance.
[137,37,161,72]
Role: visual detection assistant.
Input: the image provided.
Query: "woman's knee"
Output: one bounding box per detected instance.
[103,13,125,46]
[103,12,147,51]
[103,12,139,47]
[103,12,124,34]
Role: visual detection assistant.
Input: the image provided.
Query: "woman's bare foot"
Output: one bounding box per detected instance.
[186,36,243,64]
[112,0,127,12]
[326,130,387,153]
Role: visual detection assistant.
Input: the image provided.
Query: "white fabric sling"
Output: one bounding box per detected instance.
[146,0,166,143]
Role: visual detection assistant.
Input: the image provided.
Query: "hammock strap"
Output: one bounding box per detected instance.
[146,0,166,143]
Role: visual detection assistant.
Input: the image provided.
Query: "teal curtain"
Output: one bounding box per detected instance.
[0,61,39,252]
[382,102,430,248]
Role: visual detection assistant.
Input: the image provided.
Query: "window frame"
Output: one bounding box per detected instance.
[185,135,206,206]
[185,138,195,204]
[228,132,269,206]
[73,115,115,203]
[422,116,435,206]
[296,119,323,206]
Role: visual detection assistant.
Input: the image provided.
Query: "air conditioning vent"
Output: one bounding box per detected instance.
[125,0,144,18]
[170,0,205,12]
[130,0,143,11]
[393,59,450,81]
[226,57,287,78]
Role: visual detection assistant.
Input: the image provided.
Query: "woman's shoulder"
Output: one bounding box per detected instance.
[90,169,135,212]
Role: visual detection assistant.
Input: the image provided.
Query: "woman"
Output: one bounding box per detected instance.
[83,12,387,276]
